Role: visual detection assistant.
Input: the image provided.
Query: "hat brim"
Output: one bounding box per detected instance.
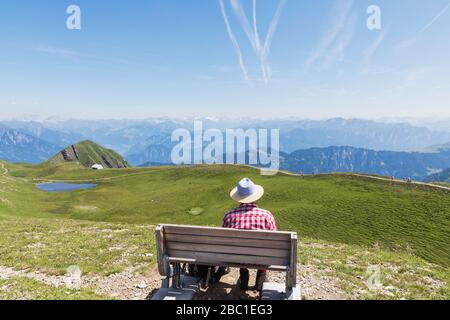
[230,185,264,204]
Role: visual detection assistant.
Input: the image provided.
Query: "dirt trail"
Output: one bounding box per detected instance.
[1,163,8,176]
[0,162,24,182]
[0,264,345,300]
[350,173,450,191]
[0,265,162,300]
[247,165,450,192]
[0,266,72,287]
[0,163,14,206]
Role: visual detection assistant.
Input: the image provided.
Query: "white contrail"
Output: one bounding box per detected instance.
[230,0,260,52]
[396,2,450,50]
[322,10,357,69]
[260,0,286,83]
[419,2,450,34]
[253,0,262,52]
[362,27,387,72]
[220,0,285,84]
[219,0,250,82]
[305,0,354,70]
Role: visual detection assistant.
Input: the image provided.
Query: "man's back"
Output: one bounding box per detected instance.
[223,203,277,231]
[216,178,276,290]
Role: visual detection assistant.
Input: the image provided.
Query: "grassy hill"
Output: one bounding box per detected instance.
[45,140,130,169]
[0,161,449,299]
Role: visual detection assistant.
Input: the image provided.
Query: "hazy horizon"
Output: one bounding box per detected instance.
[1,114,450,123]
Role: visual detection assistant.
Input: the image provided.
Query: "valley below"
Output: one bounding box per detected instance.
[0,161,449,300]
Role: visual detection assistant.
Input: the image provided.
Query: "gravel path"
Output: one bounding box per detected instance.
[1,263,345,300]
[0,266,72,287]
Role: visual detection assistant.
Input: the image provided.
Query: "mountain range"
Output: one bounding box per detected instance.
[4,118,450,155]
[279,146,450,181]
[1,118,450,181]
[425,168,450,183]
[0,127,60,164]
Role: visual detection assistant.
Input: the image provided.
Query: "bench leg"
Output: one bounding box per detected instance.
[161,277,170,288]
[172,263,182,289]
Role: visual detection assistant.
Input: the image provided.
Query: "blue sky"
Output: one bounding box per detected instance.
[0,0,449,119]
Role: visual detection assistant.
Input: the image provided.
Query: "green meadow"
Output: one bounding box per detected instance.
[1,161,449,299]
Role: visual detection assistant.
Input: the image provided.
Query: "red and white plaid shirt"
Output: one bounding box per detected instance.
[222,203,277,231]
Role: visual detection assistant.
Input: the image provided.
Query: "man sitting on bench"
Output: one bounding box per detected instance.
[214,178,277,291]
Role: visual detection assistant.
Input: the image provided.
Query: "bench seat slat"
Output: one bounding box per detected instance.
[167,249,289,267]
[167,242,290,258]
[163,225,290,241]
[165,234,291,250]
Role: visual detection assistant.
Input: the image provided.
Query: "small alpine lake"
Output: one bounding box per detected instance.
[36,182,97,192]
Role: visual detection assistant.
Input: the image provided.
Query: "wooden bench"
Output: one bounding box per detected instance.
[152,224,300,300]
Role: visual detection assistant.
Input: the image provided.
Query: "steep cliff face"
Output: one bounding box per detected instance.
[46,140,130,169]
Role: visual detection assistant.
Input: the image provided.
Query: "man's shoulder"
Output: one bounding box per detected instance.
[223,207,240,218]
[235,206,274,216]
[223,205,274,217]
[255,207,275,217]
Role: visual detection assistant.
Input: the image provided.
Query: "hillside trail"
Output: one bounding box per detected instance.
[250,166,450,192]
[0,162,11,180]
[0,162,14,183]
[1,162,8,175]
[351,173,450,191]
[1,162,27,182]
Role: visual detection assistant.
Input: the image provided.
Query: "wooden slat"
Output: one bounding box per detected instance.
[167,250,289,267]
[163,224,292,241]
[165,234,291,250]
[166,242,290,258]
[156,224,298,277]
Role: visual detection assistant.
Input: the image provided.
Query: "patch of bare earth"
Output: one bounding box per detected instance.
[1,263,346,300]
[87,265,162,300]
[193,264,345,300]
[0,266,71,287]
[295,265,345,300]
[0,265,162,300]
[194,268,260,300]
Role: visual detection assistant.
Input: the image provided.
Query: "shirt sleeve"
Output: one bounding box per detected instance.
[222,213,229,228]
[266,213,277,231]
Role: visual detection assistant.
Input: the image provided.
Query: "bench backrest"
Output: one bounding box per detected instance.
[155,224,297,288]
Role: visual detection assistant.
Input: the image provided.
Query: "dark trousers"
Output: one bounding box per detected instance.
[215,267,267,291]
[239,268,267,290]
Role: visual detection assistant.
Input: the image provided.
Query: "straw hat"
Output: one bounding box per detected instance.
[230,178,265,204]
